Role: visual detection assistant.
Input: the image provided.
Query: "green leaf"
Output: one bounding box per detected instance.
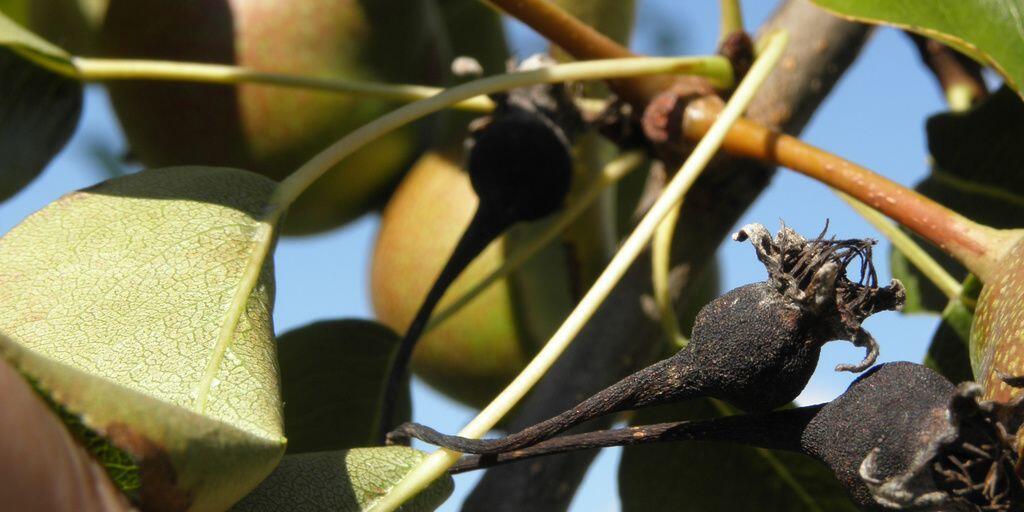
[232,447,453,512]
[0,7,73,72]
[0,166,285,511]
[891,87,1024,313]
[0,47,82,202]
[279,320,411,454]
[924,276,981,383]
[619,399,856,511]
[810,0,1024,96]
[0,0,27,26]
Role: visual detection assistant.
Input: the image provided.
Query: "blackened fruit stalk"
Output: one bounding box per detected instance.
[388,223,905,453]
[378,60,583,441]
[445,363,1024,511]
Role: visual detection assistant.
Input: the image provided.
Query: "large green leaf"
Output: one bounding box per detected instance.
[619,399,856,511]
[232,447,453,512]
[811,0,1024,96]
[0,166,285,511]
[279,320,411,454]
[0,354,133,511]
[0,10,81,202]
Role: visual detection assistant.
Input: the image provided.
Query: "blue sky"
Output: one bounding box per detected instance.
[0,1,961,510]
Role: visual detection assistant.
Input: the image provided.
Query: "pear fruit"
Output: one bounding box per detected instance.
[97,0,443,234]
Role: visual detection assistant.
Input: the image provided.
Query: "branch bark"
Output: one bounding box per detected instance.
[460,2,870,511]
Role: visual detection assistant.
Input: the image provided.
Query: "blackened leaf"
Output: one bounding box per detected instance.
[278,320,411,454]
[619,398,857,512]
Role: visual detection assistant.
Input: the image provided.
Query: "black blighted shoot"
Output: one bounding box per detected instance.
[442,362,1023,511]
[388,223,906,453]
[378,55,584,441]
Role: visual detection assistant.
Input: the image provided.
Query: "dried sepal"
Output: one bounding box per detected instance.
[860,382,1023,511]
[733,222,906,373]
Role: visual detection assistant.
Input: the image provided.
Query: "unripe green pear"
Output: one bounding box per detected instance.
[971,236,1024,405]
[371,150,573,407]
[97,0,441,234]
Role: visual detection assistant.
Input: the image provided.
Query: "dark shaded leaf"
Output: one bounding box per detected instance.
[924,276,981,384]
[232,447,453,512]
[0,47,81,201]
[619,399,857,512]
[279,320,411,454]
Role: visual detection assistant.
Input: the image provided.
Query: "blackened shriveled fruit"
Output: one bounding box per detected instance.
[388,223,905,453]
[807,363,1024,511]
[441,362,1023,511]
[378,55,583,441]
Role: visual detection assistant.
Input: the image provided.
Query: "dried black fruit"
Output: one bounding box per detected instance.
[378,55,583,441]
[389,223,905,453]
[443,362,1023,511]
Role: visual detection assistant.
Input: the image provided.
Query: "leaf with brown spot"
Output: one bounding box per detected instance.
[0,355,133,512]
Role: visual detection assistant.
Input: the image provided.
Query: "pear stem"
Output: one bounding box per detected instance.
[368,31,789,512]
[652,201,688,348]
[489,0,1018,282]
[70,57,495,112]
[681,113,1011,283]
[718,0,745,44]
[485,0,672,104]
[378,207,509,442]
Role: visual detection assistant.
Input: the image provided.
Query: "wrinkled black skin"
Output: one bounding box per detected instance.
[443,363,964,511]
[390,281,840,453]
[378,99,577,442]
[801,362,955,510]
